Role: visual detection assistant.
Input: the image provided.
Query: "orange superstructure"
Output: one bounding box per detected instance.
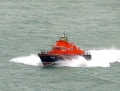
[48,38,85,55]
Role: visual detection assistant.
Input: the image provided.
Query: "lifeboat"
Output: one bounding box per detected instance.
[38,32,91,66]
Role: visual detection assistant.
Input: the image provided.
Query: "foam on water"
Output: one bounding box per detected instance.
[10,49,120,67]
[10,54,43,66]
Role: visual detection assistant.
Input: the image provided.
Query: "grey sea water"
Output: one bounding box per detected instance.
[0,0,120,91]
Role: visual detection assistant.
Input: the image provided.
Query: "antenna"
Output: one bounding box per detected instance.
[64,31,68,41]
[58,34,60,39]
[63,31,66,37]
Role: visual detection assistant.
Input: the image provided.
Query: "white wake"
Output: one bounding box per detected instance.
[10,49,120,67]
[10,54,43,66]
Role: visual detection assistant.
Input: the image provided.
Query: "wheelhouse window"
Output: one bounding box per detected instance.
[52,46,68,50]
[59,37,68,41]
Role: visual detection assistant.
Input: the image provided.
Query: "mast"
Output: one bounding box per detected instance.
[63,31,66,37]
[59,31,68,41]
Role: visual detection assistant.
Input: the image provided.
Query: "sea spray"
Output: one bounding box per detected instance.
[56,57,88,67]
[87,50,120,67]
[10,54,43,66]
[10,50,120,67]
